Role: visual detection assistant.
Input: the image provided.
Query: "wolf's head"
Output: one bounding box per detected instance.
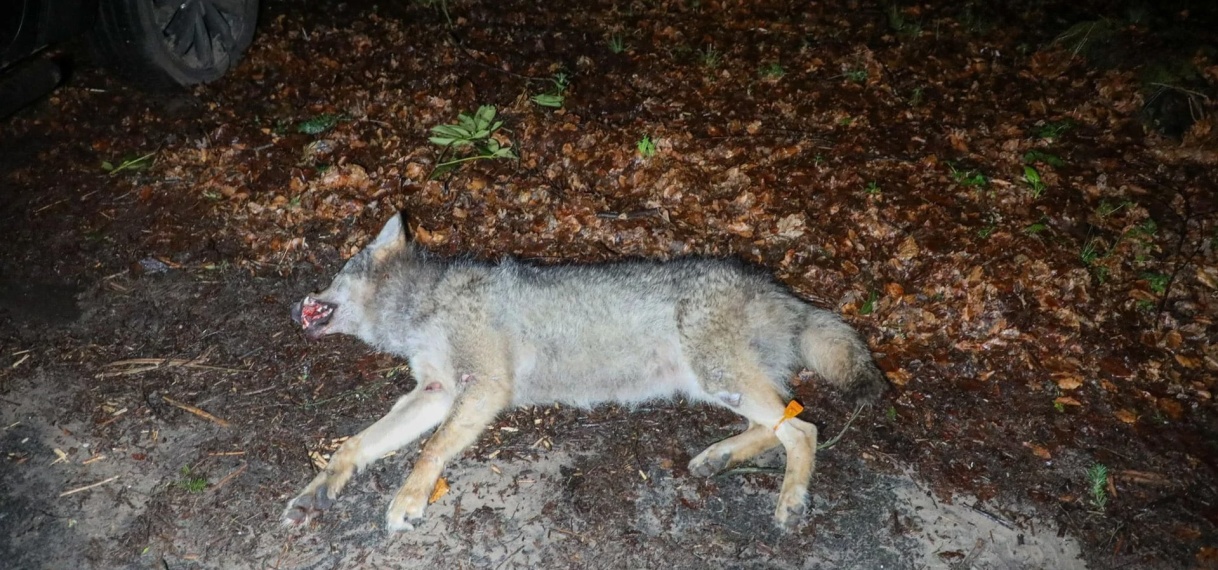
[291,212,419,342]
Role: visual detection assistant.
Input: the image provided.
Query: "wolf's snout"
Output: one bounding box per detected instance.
[293,296,336,339]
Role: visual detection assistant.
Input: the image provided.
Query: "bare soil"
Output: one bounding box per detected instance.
[2,0,1216,568]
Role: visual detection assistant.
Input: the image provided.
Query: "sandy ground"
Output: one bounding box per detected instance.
[2,270,1085,569]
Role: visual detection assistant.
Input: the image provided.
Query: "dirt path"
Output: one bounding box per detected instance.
[2,0,1216,568]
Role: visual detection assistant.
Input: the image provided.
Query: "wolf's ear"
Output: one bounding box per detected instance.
[367,212,409,262]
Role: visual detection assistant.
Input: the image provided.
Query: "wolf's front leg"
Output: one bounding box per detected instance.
[385,374,511,531]
[282,383,454,525]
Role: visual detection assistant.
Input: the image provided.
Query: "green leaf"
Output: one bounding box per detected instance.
[429,162,462,179]
[859,290,879,316]
[428,136,469,148]
[1023,150,1064,167]
[430,124,472,138]
[531,93,564,107]
[1023,165,1042,184]
[475,105,497,126]
[297,114,341,135]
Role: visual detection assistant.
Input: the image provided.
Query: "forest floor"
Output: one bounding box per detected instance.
[1,0,1216,568]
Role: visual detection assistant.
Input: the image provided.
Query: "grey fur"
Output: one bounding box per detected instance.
[284,212,888,531]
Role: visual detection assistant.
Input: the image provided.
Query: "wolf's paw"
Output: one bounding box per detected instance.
[282,485,335,525]
[773,487,808,530]
[385,511,426,533]
[385,492,428,532]
[688,448,732,478]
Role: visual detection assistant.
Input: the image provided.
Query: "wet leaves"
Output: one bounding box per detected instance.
[3,0,1218,565]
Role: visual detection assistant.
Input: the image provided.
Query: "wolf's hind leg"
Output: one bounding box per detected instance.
[385,375,511,531]
[282,385,453,525]
[688,422,781,477]
[736,377,817,529]
[699,368,817,529]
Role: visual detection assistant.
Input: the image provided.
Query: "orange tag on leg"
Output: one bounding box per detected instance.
[773,400,805,431]
[428,477,450,504]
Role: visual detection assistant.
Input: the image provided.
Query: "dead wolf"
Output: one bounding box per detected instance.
[283,212,887,531]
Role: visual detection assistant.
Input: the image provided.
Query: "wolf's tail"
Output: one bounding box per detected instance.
[798,310,889,404]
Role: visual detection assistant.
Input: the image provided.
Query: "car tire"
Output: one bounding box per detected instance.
[90,0,259,89]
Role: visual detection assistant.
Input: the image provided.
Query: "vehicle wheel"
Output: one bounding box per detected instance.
[91,0,259,88]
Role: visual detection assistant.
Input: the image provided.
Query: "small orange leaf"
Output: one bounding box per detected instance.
[1054,396,1082,407]
[1157,398,1184,420]
[428,477,449,504]
[1023,442,1052,460]
[1174,353,1200,368]
[1114,409,1138,424]
[1054,373,1083,391]
[1174,525,1201,541]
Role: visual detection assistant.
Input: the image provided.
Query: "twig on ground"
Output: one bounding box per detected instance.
[161,396,231,428]
[60,475,121,497]
[817,402,866,451]
[212,463,248,492]
[96,349,246,378]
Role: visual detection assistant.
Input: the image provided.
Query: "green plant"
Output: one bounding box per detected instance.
[175,466,207,493]
[1080,239,1102,265]
[101,151,156,176]
[1053,400,1066,412]
[1130,218,1157,239]
[608,33,627,54]
[978,224,996,238]
[845,69,868,83]
[297,113,343,135]
[1143,272,1169,295]
[949,164,987,188]
[1024,220,1049,235]
[1022,150,1065,167]
[428,106,517,178]
[759,62,785,79]
[699,44,721,68]
[886,406,897,422]
[1079,238,1110,282]
[1096,199,1132,219]
[859,289,879,315]
[865,181,881,195]
[1036,120,1073,140]
[1022,165,1046,198]
[1087,463,1109,510]
[908,86,924,106]
[887,5,922,38]
[531,73,570,108]
[637,135,657,158]
[530,93,563,108]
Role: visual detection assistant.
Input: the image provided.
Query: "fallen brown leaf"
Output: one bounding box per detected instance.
[429,477,450,504]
